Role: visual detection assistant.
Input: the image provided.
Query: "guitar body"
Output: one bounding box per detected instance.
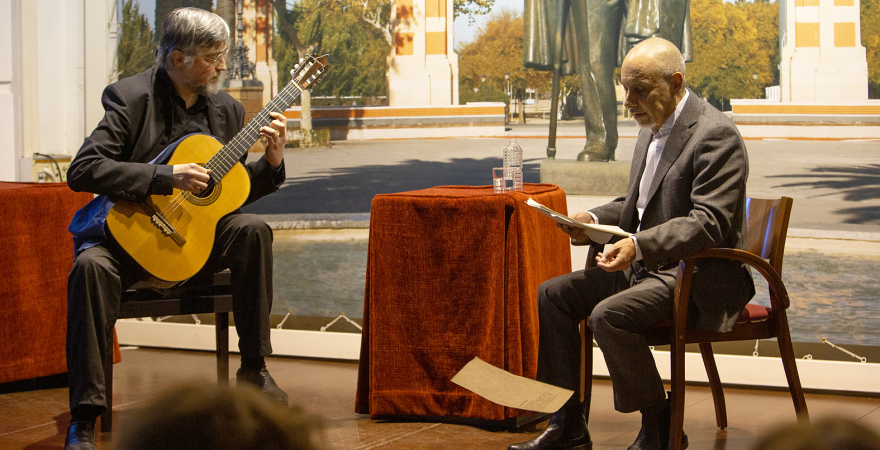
[98,53,328,283]
[106,134,250,282]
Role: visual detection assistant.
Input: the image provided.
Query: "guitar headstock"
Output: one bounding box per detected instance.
[290,54,329,92]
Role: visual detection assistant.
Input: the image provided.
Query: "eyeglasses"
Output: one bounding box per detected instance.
[202,50,227,66]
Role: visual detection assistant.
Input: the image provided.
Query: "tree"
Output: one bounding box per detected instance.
[117,0,155,79]
[745,0,780,88]
[453,0,494,22]
[274,0,389,105]
[687,0,778,107]
[350,0,393,46]
[863,0,880,98]
[354,0,495,46]
[457,9,555,104]
[267,0,320,141]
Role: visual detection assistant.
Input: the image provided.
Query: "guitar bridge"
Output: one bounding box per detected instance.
[140,202,186,247]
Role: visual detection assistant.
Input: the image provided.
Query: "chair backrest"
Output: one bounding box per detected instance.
[744,197,793,275]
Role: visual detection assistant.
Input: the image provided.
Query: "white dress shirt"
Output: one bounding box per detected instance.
[589,90,690,263]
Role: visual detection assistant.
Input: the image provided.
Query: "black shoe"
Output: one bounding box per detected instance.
[628,396,688,450]
[508,403,592,450]
[64,420,98,450]
[236,366,289,406]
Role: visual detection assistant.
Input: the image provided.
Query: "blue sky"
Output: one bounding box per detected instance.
[133,0,156,27]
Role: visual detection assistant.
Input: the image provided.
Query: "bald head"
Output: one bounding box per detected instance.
[624,38,687,90]
[619,38,687,133]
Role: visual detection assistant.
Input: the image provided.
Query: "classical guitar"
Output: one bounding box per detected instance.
[106,54,328,283]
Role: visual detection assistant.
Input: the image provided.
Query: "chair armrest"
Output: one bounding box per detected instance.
[680,248,790,310]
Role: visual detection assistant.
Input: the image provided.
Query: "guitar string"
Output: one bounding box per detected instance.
[158,66,306,218]
[156,59,320,223]
[157,91,297,219]
[157,56,324,222]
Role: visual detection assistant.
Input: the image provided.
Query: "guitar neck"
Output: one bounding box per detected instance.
[204,54,327,180]
[205,80,302,179]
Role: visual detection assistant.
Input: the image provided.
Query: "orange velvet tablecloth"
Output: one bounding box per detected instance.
[355,184,572,421]
[0,182,94,384]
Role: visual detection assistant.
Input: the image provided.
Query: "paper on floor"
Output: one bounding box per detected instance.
[451,356,573,413]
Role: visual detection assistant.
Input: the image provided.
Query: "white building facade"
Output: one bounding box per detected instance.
[1,0,119,182]
[779,0,869,102]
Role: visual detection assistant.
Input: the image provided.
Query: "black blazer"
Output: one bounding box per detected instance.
[592,91,755,332]
[68,66,282,206]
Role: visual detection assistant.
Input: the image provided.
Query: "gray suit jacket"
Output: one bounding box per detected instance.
[591,91,755,332]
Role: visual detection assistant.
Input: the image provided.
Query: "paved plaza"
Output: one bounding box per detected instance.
[243,119,880,349]
[245,118,880,237]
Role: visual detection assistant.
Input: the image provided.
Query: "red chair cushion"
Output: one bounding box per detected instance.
[650,303,773,331]
[737,303,773,323]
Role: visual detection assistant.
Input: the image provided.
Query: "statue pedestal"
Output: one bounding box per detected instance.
[540,159,629,196]
[224,79,264,123]
[224,80,266,153]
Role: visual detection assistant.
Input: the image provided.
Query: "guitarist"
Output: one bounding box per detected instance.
[65,8,289,450]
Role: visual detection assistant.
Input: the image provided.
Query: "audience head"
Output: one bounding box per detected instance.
[752,417,880,450]
[620,37,687,133]
[114,381,325,450]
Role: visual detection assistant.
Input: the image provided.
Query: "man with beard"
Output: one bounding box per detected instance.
[64,8,289,450]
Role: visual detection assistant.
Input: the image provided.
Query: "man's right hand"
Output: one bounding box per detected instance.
[172,163,211,193]
[556,212,594,246]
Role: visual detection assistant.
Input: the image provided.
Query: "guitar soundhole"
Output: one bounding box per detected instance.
[182,179,222,206]
[195,181,216,199]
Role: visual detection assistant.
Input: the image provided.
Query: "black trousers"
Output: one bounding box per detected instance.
[536,264,675,414]
[66,213,274,414]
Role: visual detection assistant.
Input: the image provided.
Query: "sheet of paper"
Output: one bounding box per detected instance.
[450,357,573,413]
[525,197,629,244]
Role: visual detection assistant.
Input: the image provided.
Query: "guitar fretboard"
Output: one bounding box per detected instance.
[203,58,322,182]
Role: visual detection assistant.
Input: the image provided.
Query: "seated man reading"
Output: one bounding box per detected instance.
[508,38,754,450]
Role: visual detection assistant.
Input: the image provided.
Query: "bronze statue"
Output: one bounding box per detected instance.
[524,0,692,161]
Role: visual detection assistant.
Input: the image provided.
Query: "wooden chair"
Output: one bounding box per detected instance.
[100,270,233,432]
[580,196,808,450]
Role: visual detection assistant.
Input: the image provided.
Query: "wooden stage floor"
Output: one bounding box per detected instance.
[2,347,879,450]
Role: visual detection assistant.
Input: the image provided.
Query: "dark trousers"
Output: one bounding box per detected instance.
[66,213,274,414]
[536,264,675,414]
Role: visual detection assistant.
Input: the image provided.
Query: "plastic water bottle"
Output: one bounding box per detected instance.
[503,138,524,191]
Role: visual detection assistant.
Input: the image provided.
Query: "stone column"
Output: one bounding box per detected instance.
[386,0,459,106]
[779,0,868,102]
[239,0,278,107]
[224,80,265,124]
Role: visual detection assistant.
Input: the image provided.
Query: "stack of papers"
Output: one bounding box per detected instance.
[525,198,628,244]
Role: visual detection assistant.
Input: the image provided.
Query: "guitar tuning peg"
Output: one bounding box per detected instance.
[290,68,295,77]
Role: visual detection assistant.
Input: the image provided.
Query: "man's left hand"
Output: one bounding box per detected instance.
[595,237,636,272]
[262,112,287,168]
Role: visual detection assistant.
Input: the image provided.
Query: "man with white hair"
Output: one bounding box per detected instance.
[64,8,290,450]
[508,38,754,450]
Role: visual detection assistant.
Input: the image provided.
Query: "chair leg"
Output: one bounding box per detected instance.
[669,336,686,450]
[699,342,727,429]
[100,353,113,432]
[216,312,229,385]
[668,260,695,450]
[580,320,593,423]
[776,321,809,423]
